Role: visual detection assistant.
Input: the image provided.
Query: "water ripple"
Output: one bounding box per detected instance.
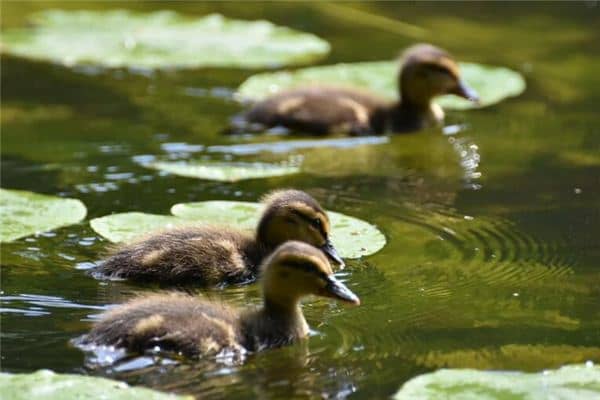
[1,293,107,317]
[396,205,576,280]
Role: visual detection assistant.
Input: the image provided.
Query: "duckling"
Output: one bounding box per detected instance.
[79,241,360,358]
[240,43,479,135]
[95,189,344,285]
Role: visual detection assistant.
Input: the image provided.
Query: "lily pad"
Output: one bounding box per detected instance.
[171,201,261,229]
[394,363,600,400]
[146,160,300,182]
[172,201,386,258]
[90,201,385,258]
[0,369,191,400]
[0,10,330,69]
[0,188,87,242]
[236,61,526,109]
[90,212,187,243]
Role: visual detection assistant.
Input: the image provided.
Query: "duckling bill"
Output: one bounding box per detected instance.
[238,43,479,135]
[77,242,360,359]
[95,189,344,285]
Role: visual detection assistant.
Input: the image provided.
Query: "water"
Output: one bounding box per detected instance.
[2,2,600,399]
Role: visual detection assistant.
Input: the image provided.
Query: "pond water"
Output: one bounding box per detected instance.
[1,2,599,399]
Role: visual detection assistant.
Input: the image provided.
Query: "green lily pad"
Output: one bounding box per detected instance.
[0,10,330,69]
[172,201,386,258]
[0,369,191,400]
[90,212,187,243]
[147,160,300,182]
[394,363,600,400]
[0,188,87,242]
[171,201,261,229]
[90,201,385,259]
[237,61,526,109]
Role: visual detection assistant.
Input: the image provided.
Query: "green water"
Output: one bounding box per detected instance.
[1,2,599,399]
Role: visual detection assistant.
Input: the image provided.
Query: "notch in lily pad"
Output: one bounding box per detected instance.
[145,160,301,182]
[90,200,385,259]
[0,10,330,70]
[237,60,526,110]
[0,188,87,242]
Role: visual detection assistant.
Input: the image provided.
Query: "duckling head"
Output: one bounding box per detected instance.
[261,241,360,309]
[398,44,479,107]
[257,190,344,268]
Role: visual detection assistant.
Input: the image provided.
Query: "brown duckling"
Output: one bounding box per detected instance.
[79,241,360,358]
[95,189,344,285]
[241,43,479,135]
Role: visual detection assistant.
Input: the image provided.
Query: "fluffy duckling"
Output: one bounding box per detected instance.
[79,241,360,358]
[95,189,344,285]
[241,43,479,135]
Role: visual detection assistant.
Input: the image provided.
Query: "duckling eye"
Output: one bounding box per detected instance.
[313,218,322,228]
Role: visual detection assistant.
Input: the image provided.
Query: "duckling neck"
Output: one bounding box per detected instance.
[263,298,309,338]
[255,219,279,253]
[393,73,444,132]
[243,239,270,274]
[264,298,303,318]
[241,298,309,351]
[389,98,444,133]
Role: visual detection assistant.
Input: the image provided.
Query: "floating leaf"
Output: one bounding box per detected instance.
[394,364,600,400]
[237,61,525,109]
[0,369,191,400]
[171,201,386,258]
[146,160,300,182]
[0,188,87,242]
[90,212,187,243]
[0,10,330,69]
[90,201,385,258]
[327,210,386,258]
[171,201,260,229]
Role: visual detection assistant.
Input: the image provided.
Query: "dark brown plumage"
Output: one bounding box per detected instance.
[79,242,360,358]
[95,189,344,285]
[239,43,479,135]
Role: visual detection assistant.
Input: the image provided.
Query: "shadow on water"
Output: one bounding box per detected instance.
[1,56,140,119]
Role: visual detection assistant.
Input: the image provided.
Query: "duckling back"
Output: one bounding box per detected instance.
[81,293,245,358]
[97,226,265,285]
[245,86,390,136]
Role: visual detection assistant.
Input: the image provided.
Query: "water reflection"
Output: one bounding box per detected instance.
[207,136,389,156]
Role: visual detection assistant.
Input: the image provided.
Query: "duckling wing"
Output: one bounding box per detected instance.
[246,87,388,135]
[96,226,260,285]
[82,293,245,358]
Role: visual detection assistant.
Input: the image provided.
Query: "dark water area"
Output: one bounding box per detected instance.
[1,2,600,399]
